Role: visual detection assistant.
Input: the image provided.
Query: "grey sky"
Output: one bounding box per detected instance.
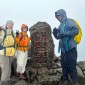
[0,0,85,61]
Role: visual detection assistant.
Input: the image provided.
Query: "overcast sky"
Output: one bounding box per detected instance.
[0,0,85,61]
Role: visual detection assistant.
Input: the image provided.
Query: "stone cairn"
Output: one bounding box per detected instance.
[25,22,61,85]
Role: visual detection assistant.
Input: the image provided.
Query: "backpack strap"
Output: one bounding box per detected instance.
[58,21,69,53]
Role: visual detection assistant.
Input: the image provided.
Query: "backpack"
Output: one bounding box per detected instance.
[73,19,82,44]
[3,30,15,47]
[0,30,15,56]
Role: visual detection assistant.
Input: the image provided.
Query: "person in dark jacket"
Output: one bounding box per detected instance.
[53,9,79,85]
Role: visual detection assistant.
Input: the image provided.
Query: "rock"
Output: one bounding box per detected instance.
[51,62,61,69]
[38,67,49,75]
[15,80,28,85]
[77,61,85,71]
[49,68,62,75]
[28,42,31,57]
[76,66,85,85]
[76,66,85,78]
[51,63,59,69]
[53,55,59,62]
[37,75,61,84]
[49,69,57,75]
[56,63,61,68]
[29,22,54,67]
[84,71,85,75]
[56,68,62,74]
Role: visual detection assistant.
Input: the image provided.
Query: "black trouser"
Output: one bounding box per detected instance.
[61,47,78,82]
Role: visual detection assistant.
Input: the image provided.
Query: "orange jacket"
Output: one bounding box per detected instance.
[15,32,31,51]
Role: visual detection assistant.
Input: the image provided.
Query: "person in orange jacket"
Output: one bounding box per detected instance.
[15,24,31,79]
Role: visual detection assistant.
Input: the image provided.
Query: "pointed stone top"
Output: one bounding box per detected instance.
[29,22,51,31]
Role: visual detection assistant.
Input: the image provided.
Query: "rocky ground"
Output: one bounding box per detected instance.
[0,57,85,85]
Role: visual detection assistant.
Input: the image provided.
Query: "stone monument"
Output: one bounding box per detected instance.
[29,22,54,67]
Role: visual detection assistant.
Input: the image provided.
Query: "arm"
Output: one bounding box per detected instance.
[53,27,60,39]
[58,19,79,38]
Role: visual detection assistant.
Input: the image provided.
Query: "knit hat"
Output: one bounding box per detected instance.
[6,20,14,26]
[21,24,28,31]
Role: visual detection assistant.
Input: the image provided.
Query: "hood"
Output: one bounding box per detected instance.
[55,9,67,23]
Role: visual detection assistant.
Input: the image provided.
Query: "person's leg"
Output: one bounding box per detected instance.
[0,55,10,82]
[17,59,21,74]
[21,51,28,74]
[61,52,68,81]
[16,50,27,79]
[16,51,23,73]
[7,57,14,79]
[20,51,28,79]
[66,48,78,82]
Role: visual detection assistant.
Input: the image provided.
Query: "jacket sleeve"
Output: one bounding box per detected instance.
[63,19,79,37]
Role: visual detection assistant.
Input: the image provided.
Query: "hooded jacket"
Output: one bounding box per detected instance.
[55,9,79,53]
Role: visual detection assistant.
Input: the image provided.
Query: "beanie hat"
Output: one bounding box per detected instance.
[6,20,14,26]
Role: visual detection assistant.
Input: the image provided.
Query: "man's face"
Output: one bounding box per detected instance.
[57,15,62,21]
[6,23,13,29]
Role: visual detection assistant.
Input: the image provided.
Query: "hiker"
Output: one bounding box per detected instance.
[15,24,31,79]
[53,9,80,85]
[0,20,15,84]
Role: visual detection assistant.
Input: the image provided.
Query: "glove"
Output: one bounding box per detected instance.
[53,27,60,39]
[53,27,59,34]
[57,33,66,39]
[16,30,19,37]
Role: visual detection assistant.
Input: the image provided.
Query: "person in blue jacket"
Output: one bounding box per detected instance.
[53,9,79,85]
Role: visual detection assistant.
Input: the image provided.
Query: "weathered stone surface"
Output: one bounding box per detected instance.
[37,75,61,83]
[29,22,54,67]
[15,80,27,85]
[49,68,62,75]
[77,61,85,71]
[76,66,85,78]
[56,68,62,74]
[38,67,49,75]
[84,71,85,75]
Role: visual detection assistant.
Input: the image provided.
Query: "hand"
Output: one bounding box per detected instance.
[16,31,19,37]
[53,27,59,34]
[57,33,66,38]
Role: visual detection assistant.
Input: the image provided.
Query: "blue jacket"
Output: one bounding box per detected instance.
[55,9,79,53]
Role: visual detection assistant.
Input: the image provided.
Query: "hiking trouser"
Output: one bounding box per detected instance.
[0,55,13,82]
[61,47,78,82]
[16,50,28,74]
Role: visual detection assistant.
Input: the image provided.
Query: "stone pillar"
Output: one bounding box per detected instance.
[29,22,54,67]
